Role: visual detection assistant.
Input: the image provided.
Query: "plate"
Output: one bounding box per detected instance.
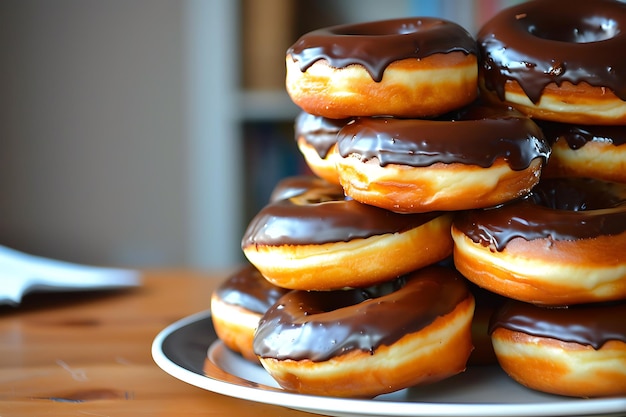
[152,310,626,417]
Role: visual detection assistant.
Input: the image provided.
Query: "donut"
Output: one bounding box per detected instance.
[452,177,626,305]
[253,266,475,398]
[436,258,503,366]
[477,0,626,125]
[210,264,289,362]
[467,283,506,366]
[286,17,478,119]
[334,104,550,213]
[241,176,453,291]
[268,175,335,202]
[294,111,350,185]
[539,121,626,183]
[489,299,626,397]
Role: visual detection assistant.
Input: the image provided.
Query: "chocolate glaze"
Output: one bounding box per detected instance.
[268,175,337,203]
[214,265,288,314]
[288,17,477,82]
[454,177,626,251]
[254,266,472,361]
[489,299,626,349]
[336,105,549,169]
[478,0,626,102]
[242,176,441,247]
[538,121,626,150]
[295,112,350,159]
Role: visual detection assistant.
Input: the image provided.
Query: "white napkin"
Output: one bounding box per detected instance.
[0,245,141,305]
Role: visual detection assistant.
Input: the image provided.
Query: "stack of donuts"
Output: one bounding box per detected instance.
[210,0,626,399]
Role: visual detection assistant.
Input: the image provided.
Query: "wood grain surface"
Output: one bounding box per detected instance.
[0,269,315,416]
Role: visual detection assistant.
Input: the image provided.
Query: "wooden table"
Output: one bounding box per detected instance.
[0,269,316,416]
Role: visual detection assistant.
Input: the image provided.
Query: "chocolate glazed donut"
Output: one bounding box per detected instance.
[242,176,454,290]
[294,112,349,162]
[477,0,626,124]
[210,264,289,362]
[293,111,351,184]
[286,17,478,118]
[253,266,475,398]
[489,299,626,397]
[289,18,476,82]
[538,121,626,183]
[334,104,550,213]
[452,177,626,305]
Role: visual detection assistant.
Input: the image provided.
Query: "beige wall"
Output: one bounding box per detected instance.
[0,1,191,267]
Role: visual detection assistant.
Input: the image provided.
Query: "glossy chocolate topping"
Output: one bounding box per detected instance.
[295,111,350,158]
[288,17,477,82]
[478,0,626,102]
[268,175,337,202]
[214,265,289,314]
[242,176,441,247]
[254,266,472,361]
[538,121,626,149]
[336,105,549,169]
[490,299,626,349]
[454,177,626,251]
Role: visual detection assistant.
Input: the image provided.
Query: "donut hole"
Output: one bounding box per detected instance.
[304,277,405,313]
[530,178,626,211]
[527,15,620,43]
[290,188,346,205]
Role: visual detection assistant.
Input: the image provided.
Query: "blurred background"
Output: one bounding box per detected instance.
[0,0,524,271]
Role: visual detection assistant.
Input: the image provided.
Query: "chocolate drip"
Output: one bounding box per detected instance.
[288,17,476,82]
[336,105,549,169]
[454,177,626,251]
[242,179,440,247]
[294,111,350,158]
[214,265,289,314]
[478,0,626,102]
[489,300,626,349]
[254,267,471,361]
[538,121,626,150]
